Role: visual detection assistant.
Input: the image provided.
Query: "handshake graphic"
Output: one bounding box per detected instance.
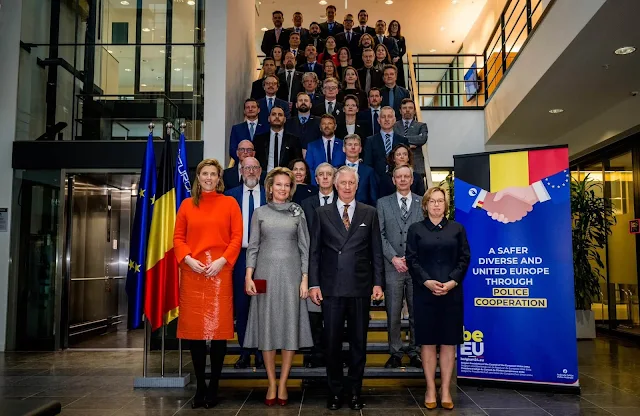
[479,185,542,224]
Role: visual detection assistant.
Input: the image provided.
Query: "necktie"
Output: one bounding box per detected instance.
[326,139,332,164]
[361,26,366,33]
[274,132,280,167]
[286,71,292,87]
[347,162,357,168]
[404,121,409,137]
[327,101,334,114]
[342,204,351,230]
[329,22,334,31]
[373,109,379,133]
[248,189,255,239]
[276,28,280,42]
[308,63,313,72]
[379,35,383,43]
[323,195,330,206]
[365,69,371,92]
[249,122,255,139]
[292,50,297,56]
[268,97,273,113]
[300,117,307,125]
[347,32,351,43]
[384,133,392,154]
[401,197,408,221]
[389,87,395,108]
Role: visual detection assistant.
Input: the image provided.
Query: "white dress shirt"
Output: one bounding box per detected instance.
[267,129,284,171]
[242,184,262,248]
[345,159,359,169]
[346,123,356,135]
[336,198,356,223]
[397,191,412,211]
[318,191,334,206]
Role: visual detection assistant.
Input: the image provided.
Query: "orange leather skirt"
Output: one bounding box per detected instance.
[177,268,234,340]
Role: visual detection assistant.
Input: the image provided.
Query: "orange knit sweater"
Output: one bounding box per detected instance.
[173,191,243,269]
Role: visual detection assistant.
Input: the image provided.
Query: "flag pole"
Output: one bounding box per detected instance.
[160,121,174,379]
[142,121,154,380]
[178,120,187,379]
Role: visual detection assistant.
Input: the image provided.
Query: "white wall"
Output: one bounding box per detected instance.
[461,0,508,67]
[484,0,606,142]
[0,0,22,351]
[203,0,255,165]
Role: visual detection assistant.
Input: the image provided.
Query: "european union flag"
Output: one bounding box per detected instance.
[125,131,157,329]
[174,129,191,210]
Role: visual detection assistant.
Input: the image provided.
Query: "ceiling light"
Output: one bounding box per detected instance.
[187,84,192,87]
[159,50,165,53]
[440,26,446,31]
[452,0,458,4]
[141,84,147,87]
[614,46,636,55]
[174,68,182,71]
[120,1,130,5]
[124,68,132,72]
[187,0,195,5]
[319,0,327,4]
[429,49,437,53]
[142,28,151,32]
[548,108,564,114]
[385,0,393,4]
[261,27,268,31]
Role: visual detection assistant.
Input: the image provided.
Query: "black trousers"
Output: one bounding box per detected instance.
[323,296,370,397]
[190,340,227,397]
[308,311,324,360]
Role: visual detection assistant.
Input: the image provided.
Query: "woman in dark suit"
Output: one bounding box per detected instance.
[388,20,406,88]
[378,144,425,197]
[406,187,470,411]
[289,158,317,204]
[336,95,369,147]
[337,67,368,110]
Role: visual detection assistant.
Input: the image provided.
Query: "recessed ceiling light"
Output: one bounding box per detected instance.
[141,84,147,87]
[429,49,437,53]
[120,1,130,5]
[385,0,394,4]
[440,26,446,31]
[187,0,195,5]
[319,0,327,4]
[614,46,636,55]
[124,68,132,72]
[549,108,564,114]
[261,27,268,31]
[452,0,458,4]
[107,49,113,54]
[174,68,182,71]
[142,28,151,32]
[156,76,163,79]
[159,50,165,53]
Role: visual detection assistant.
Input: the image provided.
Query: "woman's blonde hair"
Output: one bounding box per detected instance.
[192,159,224,207]
[265,167,296,203]
[421,186,449,216]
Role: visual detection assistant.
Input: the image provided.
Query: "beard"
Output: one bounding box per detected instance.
[298,104,310,113]
[285,61,295,70]
[245,177,259,188]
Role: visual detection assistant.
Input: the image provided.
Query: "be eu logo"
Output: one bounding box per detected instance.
[460,327,484,357]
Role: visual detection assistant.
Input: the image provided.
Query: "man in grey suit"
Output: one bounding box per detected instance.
[377,165,423,369]
[393,99,428,176]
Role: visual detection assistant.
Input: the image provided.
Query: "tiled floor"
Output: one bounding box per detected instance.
[2,335,640,415]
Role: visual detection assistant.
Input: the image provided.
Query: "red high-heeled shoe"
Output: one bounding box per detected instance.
[264,397,276,406]
[277,397,288,406]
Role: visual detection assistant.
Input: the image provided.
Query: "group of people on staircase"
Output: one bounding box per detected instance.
[169,4,471,413]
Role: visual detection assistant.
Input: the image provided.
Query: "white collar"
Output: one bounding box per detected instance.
[270,128,283,135]
[243,183,260,192]
[322,136,336,142]
[336,198,356,210]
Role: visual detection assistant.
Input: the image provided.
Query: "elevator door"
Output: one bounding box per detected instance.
[66,173,138,348]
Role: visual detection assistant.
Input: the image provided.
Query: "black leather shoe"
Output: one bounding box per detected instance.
[349,395,363,410]
[327,395,342,410]
[254,355,265,369]
[234,355,250,369]
[409,356,423,368]
[384,355,402,368]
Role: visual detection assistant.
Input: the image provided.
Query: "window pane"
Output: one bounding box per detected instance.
[140,46,166,91]
[171,46,194,92]
[101,1,137,44]
[141,0,168,44]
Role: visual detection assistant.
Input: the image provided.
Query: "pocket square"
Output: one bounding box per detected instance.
[359,223,367,227]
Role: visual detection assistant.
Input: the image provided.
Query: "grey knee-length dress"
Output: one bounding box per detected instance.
[243,202,314,351]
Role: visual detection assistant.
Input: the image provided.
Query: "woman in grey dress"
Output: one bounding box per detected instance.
[244,167,313,407]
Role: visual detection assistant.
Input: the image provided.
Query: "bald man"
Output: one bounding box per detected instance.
[222,140,265,189]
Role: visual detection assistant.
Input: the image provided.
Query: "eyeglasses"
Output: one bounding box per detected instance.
[238,147,255,153]
[324,86,338,91]
[428,199,446,205]
[242,166,261,172]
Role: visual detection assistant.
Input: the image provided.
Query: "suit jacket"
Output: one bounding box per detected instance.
[335,31,362,59]
[228,120,268,163]
[286,48,307,67]
[319,21,344,39]
[222,167,267,191]
[381,86,411,119]
[305,36,325,54]
[357,67,384,92]
[377,172,426,200]
[309,201,384,297]
[377,192,424,273]
[251,78,266,100]
[311,100,344,120]
[293,183,318,205]
[363,132,408,177]
[354,25,376,36]
[285,114,321,149]
[297,61,324,79]
[261,27,291,56]
[357,108,382,137]
[335,121,369,147]
[355,163,378,206]
[393,120,428,175]
[257,96,291,126]
[287,26,310,44]
[253,131,303,171]
[301,192,332,230]
[225,184,268,210]
[277,70,304,102]
[373,35,400,58]
[305,138,347,185]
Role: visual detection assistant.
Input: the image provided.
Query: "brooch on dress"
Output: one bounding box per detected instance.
[289,204,303,217]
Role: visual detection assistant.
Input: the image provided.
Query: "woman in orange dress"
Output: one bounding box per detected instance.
[173,158,243,409]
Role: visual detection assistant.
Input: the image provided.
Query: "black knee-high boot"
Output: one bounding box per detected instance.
[190,340,208,407]
[206,340,227,405]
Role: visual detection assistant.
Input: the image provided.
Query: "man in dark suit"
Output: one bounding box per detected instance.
[223,140,267,190]
[301,72,323,104]
[254,106,303,172]
[261,10,291,56]
[311,77,344,121]
[343,134,377,206]
[224,156,266,370]
[297,45,324,79]
[373,20,400,58]
[319,5,344,38]
[251,58,278,100]
[364,106,408,177]
[394,98,428,176]
[229,99,269,163]
[309,166,384,410]
[335,14,361,62]
[285,92,321,151]
[381,64,411,119]
[306,22,325,55]
[287,32,307,67]
[277,51,304,104]
[354,9,376,36]
[357,87,383,137]
[300,162,336,368]
[358,48,384,93]
[288,11,309,45]
[257,75,290,126]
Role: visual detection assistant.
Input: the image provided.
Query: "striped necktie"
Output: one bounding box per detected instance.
[401,197,408,221]
[404,121,410,137]
[384,133,392,154]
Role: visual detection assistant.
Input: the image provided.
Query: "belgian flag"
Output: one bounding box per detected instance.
[145,134,180,331]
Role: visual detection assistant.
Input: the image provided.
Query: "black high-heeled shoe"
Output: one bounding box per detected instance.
[192,384,207,409]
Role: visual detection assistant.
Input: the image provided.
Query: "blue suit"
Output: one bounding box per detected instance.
[257,96,291,126]
[355,163,378,206]
[305,138,347,185]
[228,121,268,163]
[224,185,267,359]
[381,86,411,119]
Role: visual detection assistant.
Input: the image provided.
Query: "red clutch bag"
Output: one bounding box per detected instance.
[251,279,267,294]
